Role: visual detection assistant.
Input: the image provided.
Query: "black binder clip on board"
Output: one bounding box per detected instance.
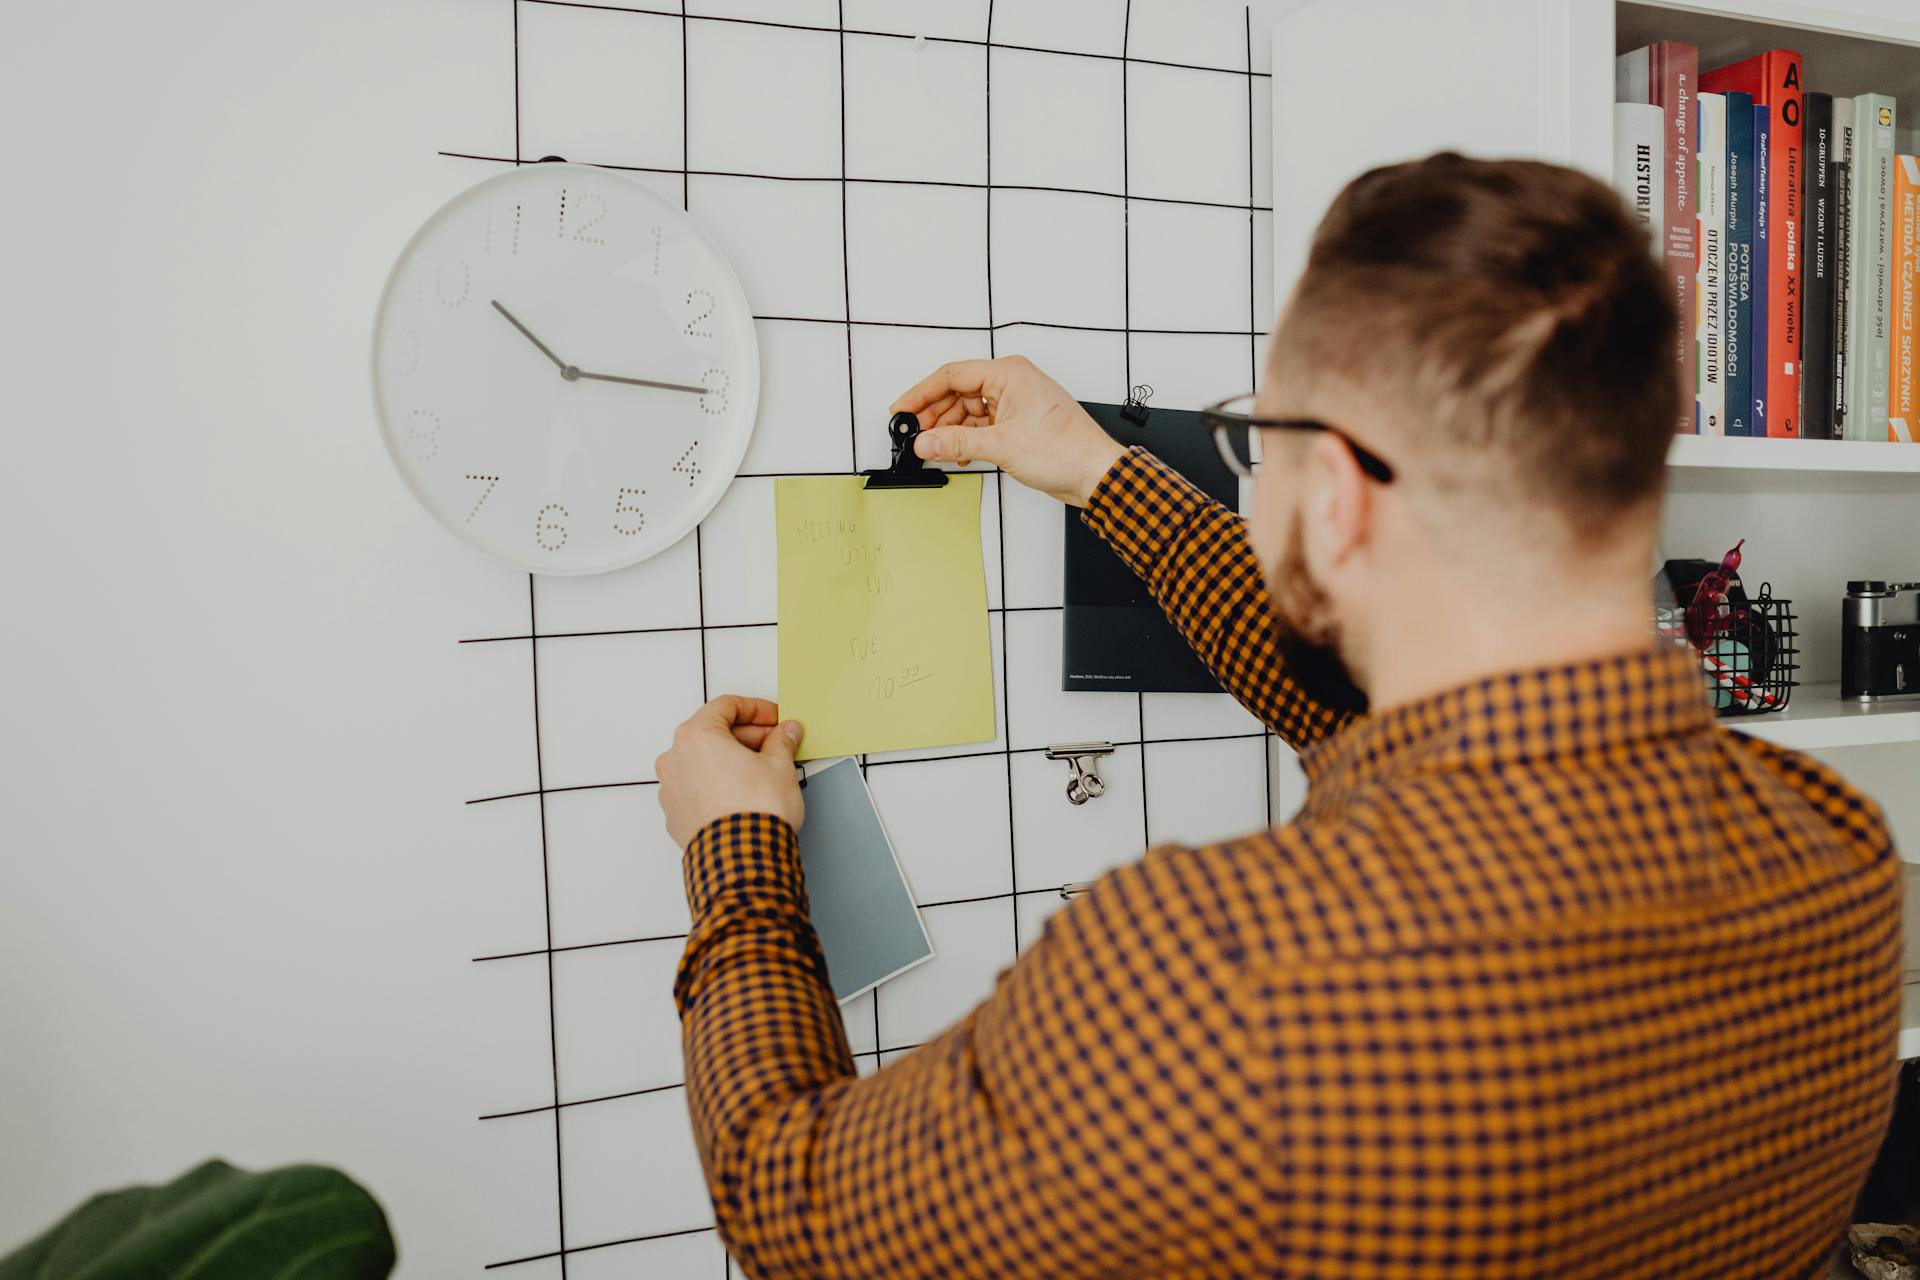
[863,411,949,489]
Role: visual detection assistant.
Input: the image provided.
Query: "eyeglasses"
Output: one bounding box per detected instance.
[1199,394,1396,484]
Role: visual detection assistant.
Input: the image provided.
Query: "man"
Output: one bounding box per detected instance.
[655,154,1904,1278]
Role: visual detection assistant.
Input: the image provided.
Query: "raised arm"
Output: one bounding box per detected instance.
[895,355,1355,749]
[674,817,1279,1279]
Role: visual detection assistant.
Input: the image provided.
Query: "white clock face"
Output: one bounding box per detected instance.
[371,163,759,575]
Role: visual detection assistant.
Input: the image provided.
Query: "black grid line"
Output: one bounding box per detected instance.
[457,602,1061,646]
[1120,0,1153,855]
[526,576,571,1278]
[438,149,1273,213]
[684,0,710,709]
[463,5,1284,1271]
[481,1041,924,1128]
[469,877,1117,970]
[986,0,1019,956]
[1247,6,1278,830]
[465,731,1270,809]
[517,0,1274,79]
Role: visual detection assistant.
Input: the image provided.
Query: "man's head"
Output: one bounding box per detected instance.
[1247,152,1679,705]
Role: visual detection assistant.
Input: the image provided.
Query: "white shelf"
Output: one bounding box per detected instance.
[1668,435,1920,473]
[1723,683,1920,749]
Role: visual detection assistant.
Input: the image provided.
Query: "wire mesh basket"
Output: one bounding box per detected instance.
[1656,573,1799,715]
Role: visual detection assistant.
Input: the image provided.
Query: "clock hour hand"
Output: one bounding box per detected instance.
[490,300,568,373]
[571,369,708,395]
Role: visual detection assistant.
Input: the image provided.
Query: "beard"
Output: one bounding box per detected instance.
[1264,511,1370,715]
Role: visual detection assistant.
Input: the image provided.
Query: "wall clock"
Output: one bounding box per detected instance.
[371,162,759,575]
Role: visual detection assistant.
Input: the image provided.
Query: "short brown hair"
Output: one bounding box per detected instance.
[1270,152,1678,529]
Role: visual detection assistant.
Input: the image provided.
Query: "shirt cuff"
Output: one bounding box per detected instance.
[683,812,805,921]
[1080,446,1217,582]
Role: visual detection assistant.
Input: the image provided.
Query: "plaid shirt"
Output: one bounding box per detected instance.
[676,449,1905,1279]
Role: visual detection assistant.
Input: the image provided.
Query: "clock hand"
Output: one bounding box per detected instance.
[571,369,708,395]
[490,300,569,373]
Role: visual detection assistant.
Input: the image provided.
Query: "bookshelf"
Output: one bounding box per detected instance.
[1669,434,1920,471]
[1272,0,1920,1063]
[1727,681,1920,748]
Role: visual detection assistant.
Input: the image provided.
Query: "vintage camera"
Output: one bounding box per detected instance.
[1842,581,1920,701]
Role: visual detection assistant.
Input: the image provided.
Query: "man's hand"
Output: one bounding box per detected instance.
[891,355,1127,507]
[656,696,805,848]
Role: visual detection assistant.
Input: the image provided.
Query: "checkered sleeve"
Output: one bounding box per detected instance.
[1082,447,1354,749]
[676,826,1279,1279]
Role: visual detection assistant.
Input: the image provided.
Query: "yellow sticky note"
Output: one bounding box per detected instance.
[776,474,995,761]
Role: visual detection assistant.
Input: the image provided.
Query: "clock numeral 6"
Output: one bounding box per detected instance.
[700,368,730,416]
[535,503,570,551]
[404,409,441,460]
[613,487,646,536]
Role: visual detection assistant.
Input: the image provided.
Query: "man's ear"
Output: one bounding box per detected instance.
[1303,430,1373,567]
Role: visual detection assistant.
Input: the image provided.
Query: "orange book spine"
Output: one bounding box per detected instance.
[1702,50,1803,438]
[1891,155,1919,441]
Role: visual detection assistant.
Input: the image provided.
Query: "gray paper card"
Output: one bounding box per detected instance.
[795,758,935,1003]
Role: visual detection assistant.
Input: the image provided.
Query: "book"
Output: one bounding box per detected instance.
[1847,96,1899,440]
[1835,160,1854,435]
[1724,90,1757,437]
[792,758,934,1002]
[1620,41,1699,434]
[1892,155,1920,443]
[1615,45,1650,103]
[1697,92,1727,435]
[1702,49,1805,438]
[1833,97,1856,435]
[1753,103,1772,436]
[1803,92,1839,438]
[1063,402,1236,693]
[1613,103,1666,247]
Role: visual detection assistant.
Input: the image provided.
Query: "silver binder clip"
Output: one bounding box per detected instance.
[1045,740,1114,805]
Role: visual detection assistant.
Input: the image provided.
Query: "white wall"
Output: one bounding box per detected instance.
[2,1,1301,1275]
[1,0,539,1263]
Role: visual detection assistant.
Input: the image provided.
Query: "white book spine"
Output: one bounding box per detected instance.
[1613,103,1666,259]
[1697,93,1727,435]
[1848,95,1898,440]
[1615,47,1651,104]
[1834,97,1855,431]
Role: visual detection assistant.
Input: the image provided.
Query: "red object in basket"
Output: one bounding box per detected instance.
[1683,539,1746,648]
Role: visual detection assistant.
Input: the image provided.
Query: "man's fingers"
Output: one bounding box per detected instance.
[732,724,776,749]
[690,694,781,733]
[891,359,998,420]
[915,424,1005,466]
[758,720,803,762]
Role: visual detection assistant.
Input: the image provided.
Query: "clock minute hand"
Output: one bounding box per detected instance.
[490,300,568,373]
[572,369,708,395]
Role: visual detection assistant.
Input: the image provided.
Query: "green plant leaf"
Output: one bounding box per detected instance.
[0,1159,396,1280]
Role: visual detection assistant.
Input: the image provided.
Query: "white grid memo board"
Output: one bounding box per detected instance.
[448,1,1306,1274]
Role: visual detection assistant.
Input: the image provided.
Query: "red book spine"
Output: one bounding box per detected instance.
[1652,42,1699,435]
[1703,50,1804,437]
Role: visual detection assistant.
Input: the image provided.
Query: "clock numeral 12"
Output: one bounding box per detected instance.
[535,503,570,551]
[558,189,605,245]
[613,487,646,536]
